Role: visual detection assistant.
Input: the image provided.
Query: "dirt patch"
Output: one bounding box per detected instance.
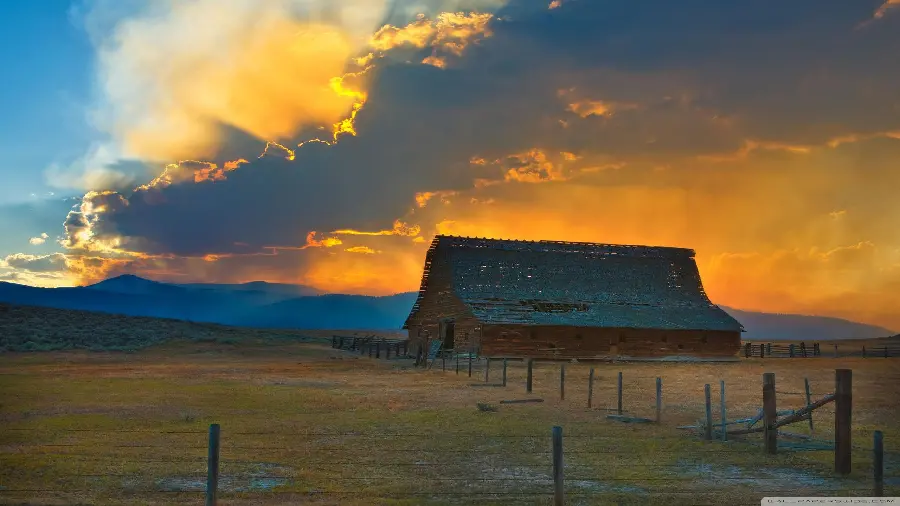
[155,463,293,492]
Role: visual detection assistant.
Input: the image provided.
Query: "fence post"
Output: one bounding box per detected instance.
[456,353,459,375]
[789,344,795,358]
[874,430,884,497]
[835,368,852,475]
[704,384,712,441]
[720,380,727,442]
[745,342,751,358]
[655,377,662,422]
[206,423,220,506]
[468,348,473,377]
[617,372,623,415]
[833,344,838,358]
[560,364,566,401]
[588,368,595,409]
[502,359,508,387]
[863,346,867,358]
[527,359,534,393]
[485,358,491,383]
[766,343,771,356]
[760,344,765,359]
[552,426,564,506]
[763,372,777,454]
[804,378,814,433]
[884,346,889,359]
[442,353,446,371]
[376,341,381,359]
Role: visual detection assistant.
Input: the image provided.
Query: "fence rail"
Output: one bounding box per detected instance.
[742,341,900,359]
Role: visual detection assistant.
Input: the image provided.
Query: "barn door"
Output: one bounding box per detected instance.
[441,320,455,351]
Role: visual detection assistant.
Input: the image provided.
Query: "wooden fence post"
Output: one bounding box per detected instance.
[376,341,381,359]
[863,346,867,358]
[804,378,814,433]
[874,430,884,497]
[468,348,473,378]
[526,359,534,393]
[552,426,564,506]
[835,368,852,475]
[485,358,491,383]
[789,344,795,358]
[502,359,508,387]
[833,344,838,358]
[456,353,459,375]
[588,368,595,409]
[884,346,889,359]
[206,423,220,506]
[763,372,777,454]
[720,380,727,442]
[744,342,751,358]
[560,364,566,401]
[704,384,712,441]
[655,377,662,422]
[617,372,623,415]
[760,344,765,358]
[766,343,771,356]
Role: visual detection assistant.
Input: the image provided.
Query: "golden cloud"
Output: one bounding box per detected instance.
[366,12,495,68]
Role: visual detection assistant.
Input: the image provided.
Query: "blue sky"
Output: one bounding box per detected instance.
[0,1,96,205]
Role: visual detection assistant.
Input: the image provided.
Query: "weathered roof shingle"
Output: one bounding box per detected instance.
[405,235,743,332]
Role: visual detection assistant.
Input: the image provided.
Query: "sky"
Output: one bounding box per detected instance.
[0,0,898,331]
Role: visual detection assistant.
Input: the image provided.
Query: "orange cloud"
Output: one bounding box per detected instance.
[366,12,496,68]
[331,220,422,237]
[302,231,343,249]
[874,0,900,19]
[345,246,378,254]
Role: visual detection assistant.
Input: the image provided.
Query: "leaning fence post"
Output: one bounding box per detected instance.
[588,368,595,409]
[526,359,534,393]
[835,368,852,475]
[502,359,508,387]
[617,372,623,415]
[763,372,777,454]
[655,377,662,422]
[206,423,220,506]
[560,364,566,401]
[552,426,564,506]
[874,430,884,497]
[720,380,727,442]
[804,378,814,433]
[704,384,713,440]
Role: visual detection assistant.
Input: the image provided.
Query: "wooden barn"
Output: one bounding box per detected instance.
[402,235,744,361]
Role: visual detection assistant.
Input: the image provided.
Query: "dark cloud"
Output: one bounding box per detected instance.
[61,0,900,263]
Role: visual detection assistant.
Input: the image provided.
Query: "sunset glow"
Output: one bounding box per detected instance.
[2,0,899,332]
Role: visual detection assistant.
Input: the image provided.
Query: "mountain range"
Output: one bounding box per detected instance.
[0,274,894,341]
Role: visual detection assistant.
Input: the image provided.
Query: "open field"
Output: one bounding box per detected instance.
[2,338,898,505]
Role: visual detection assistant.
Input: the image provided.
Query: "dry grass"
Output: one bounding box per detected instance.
[1,340,898,505]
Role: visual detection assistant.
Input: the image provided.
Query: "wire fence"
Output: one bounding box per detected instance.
[2,424,893,505]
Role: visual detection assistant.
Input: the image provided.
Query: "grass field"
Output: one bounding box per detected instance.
[2,334,898,506]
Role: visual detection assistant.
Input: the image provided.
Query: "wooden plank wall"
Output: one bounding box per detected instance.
[404,248,481,354]
[480,325,741,359]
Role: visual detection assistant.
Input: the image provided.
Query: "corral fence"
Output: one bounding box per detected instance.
[331,334,409,359]
[742,341,900,358]
[3,423,887,506]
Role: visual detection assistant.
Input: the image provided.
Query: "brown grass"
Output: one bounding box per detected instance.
[1,339,898,505]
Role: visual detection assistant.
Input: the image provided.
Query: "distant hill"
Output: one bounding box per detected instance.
[0,275,414,331]
[720,306,895,341]
[0,275,894,340]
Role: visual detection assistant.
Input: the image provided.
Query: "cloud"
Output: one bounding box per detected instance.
[2,253,69,273]
[2,0,897,331]
[29,233,50,246]
[874,0,900,19]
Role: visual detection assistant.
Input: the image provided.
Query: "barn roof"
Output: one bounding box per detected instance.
[404,235,743,332]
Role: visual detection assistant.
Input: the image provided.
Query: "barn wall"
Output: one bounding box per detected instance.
[480,325,741,360]
[404,248,480,356]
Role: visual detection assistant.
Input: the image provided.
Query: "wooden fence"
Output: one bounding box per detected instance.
[330,335,408,359]
[743,341,900,358]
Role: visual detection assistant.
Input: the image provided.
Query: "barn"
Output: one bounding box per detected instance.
[402,235,744,361]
